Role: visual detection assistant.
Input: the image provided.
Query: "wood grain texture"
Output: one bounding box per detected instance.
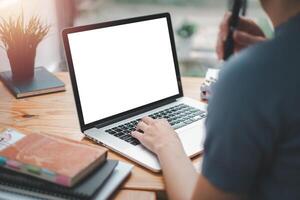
[0,72,205,191]
[113,190,156,200]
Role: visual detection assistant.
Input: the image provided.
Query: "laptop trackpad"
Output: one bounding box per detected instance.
[177,121,205,157]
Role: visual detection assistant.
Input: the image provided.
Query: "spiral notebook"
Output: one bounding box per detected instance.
[0,160,118,200]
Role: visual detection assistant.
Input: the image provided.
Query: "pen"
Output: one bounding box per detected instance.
[223,0,245,60]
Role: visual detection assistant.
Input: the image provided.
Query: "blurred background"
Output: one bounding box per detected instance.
[0,0,272,77]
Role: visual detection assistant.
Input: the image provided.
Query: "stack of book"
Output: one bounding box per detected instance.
[0,129,133,200]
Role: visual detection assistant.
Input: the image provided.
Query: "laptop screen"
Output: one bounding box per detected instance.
[67,16,180,125]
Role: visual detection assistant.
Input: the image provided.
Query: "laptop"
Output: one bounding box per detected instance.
[62,13,207,172]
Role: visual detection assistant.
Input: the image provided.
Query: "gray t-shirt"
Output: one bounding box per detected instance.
[202,13,300,199]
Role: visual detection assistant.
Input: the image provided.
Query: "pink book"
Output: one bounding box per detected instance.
[0,129,107,187]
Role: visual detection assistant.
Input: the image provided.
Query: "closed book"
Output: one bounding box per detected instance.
[0,129,107,187]
[0,160,119,200]
[0,67,65,98]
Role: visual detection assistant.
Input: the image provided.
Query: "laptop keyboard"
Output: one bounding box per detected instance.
[104,104,206,146]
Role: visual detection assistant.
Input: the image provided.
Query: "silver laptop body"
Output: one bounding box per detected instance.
[62,13,206,172]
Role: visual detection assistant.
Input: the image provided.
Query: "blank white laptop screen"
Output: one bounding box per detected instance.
[67,17,179,124]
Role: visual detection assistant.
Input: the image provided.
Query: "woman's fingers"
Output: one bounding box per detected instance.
[131,131,144,141]
[234,30,266,46]
[142,116,155,125]
[219,12,231,34]
[216,13,233,60]
[238,16,265,37]
[136,120,148,132]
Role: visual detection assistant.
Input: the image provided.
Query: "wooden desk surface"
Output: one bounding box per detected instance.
[0,72,204,192]
[114,190,156,200]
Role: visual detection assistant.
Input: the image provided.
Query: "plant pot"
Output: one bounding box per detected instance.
[7,46,36,82]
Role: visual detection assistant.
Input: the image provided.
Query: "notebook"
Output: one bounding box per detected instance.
[93,161,133,200]
[0,160,119,200]
[0,67,65,98]
[0,129,107,187]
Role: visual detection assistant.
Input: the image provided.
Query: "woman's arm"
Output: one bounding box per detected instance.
[156,134,199,200]
[131,117,239,200]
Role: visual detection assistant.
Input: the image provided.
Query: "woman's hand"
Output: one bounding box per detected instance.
[132,117,238,200]
[216,12,267,60]
[131,117,182,155]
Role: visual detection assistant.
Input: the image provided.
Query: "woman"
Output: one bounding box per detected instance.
[131,0,300,199]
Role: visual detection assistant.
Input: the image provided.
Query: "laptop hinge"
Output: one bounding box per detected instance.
[95,98,176,129]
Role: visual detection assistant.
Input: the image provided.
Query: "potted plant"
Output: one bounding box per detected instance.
[0,15,50,82]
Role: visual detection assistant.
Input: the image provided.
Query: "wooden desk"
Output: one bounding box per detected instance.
[0,72,204,198]
[113,190,156,200]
